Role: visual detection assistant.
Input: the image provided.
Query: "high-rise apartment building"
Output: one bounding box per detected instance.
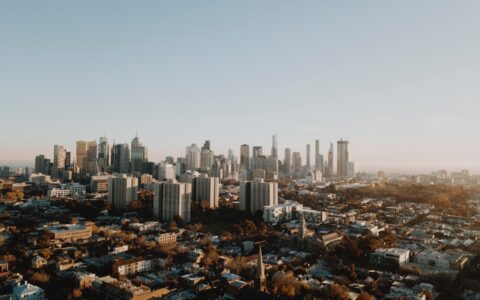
[240,179,278,215]
[108,175,138,210]
[192,175,220,208]
[337,139,349,177]
[153,180,192,223]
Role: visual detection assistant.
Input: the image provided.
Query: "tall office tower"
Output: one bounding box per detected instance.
[131,135,148,175]
[252,146,263,170]
[271,134,278,159]
[240,178,278,214]
[337,139,349,177]
[186,144,201,171]
[284,148,292,174]
[153,180,192,223]
[314,139,321,171]
[203,140,211,151]
[200,140,214,170]
[347,161,355,178]
[317,154,324,175]
[228,148,235,162]
[35,155,46,173]
[108,174,138,210]
[306,144,311,170]
[266,156,278,175]
[111,143,130,174]
[76,141,87,172]
[157,162,175,181]
[53,145,66,179]
[86,141,98,175]
[240,144,250,170]
[292,152,302,174]
[252,146,263,158]
[165,156,175,164]
[65,152,71,169]
[192,175,220,208]
[98,136,110,172]
[327,143,334,177]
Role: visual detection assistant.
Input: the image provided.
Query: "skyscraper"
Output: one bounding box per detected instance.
[252,146,263,170]
[53,145,66,179]
[35,154,46,174]
[76,140,96,173]
[192,175,220,208]
[240,179,278,214]
[108,174,138,210]
[327,143,334,177]
[65,151,71,169]
[337,139,349,177]
[284,148,292,174]
[315,139,321,171]
[111,143,130,174]
[306,144,311,170]
[98,136,110,172]
[271,134,278,159]
[153,180,192,223]
[131,135,148,175]
[86,141,98,175]
[292,152,302,174]
[240,144,250,170]
[200,140,214,170]
[186,144,201,171]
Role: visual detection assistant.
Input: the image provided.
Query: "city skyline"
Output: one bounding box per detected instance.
[1,1,480,172]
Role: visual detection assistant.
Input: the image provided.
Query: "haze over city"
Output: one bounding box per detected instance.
[1,1,480,173]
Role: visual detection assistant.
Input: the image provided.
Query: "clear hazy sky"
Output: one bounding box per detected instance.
[1,1,479,173]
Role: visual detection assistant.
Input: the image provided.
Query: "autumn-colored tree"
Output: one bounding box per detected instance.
[356,291,375,300]
[168,220,177,231]
[327,283,350,300]
[271,271,304,298]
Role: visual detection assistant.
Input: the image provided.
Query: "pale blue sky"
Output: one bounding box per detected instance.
[1,1,479,172]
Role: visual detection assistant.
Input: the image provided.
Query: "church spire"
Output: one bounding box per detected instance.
[256,244,267,292]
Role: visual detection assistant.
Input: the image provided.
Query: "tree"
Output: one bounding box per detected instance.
[271,271,304,298]
[168,220,177,231]
[327,283,350,300]
[356,291,375,300]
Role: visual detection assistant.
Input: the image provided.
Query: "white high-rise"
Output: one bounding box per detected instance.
[240,179,278,214]
[186,144,201,171]
[153,180,192,223]
[193,175,220,208]
[108,175,138,210]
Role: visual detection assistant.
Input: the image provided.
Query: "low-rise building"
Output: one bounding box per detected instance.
[369,248,410,268]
